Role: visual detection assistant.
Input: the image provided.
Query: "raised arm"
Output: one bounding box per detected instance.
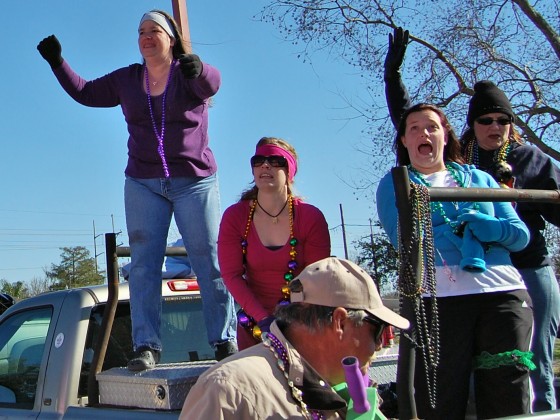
[37,34,121,107]
[384,27,412,129]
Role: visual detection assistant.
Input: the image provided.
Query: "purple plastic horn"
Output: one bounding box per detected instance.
[342,356,370,413]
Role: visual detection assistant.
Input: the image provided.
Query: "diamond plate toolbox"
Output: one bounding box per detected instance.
[97,361,215,410]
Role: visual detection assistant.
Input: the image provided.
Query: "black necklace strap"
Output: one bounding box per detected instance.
[256,197,289,219]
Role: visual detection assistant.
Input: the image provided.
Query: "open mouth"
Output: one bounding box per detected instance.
[418,142,433,156]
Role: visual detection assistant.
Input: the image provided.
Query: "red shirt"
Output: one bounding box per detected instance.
[218,199,331,349]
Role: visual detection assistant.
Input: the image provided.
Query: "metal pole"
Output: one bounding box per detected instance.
[116,246,188,258]
[426,187,560,203]
[87,233,119,405]
[392,166,419,420]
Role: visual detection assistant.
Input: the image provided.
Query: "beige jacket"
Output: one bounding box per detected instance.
[180,323,346,419]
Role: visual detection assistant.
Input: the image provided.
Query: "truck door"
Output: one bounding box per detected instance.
[0,306,52,413]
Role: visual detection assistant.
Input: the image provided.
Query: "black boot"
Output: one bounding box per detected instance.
[214,341,238,361]
[127,347,160,371]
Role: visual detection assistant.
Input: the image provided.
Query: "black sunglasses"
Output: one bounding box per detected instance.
[475,117,512,126]
[363,316,388,343]
[250,155,288,168]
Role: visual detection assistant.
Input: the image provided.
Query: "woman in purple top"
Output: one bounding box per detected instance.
[37,9,237,370]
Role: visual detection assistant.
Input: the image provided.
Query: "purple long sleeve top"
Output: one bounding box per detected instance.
[53,59,220,178]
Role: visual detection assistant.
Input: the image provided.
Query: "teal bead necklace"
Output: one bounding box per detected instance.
[408,164,479,234]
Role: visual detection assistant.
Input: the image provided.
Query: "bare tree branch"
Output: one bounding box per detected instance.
[511,0,560,60]
[259,0,560,183]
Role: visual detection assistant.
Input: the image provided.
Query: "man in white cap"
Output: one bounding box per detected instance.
[180,257,410,419]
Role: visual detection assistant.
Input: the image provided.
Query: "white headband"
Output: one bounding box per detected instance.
[139,12,175,39]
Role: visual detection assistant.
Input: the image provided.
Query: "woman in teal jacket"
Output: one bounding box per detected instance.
[376,103,533,419]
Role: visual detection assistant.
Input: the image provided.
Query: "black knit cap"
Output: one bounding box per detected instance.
[467,80,515,127]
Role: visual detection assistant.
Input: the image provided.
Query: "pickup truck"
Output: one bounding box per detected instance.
[0,233,214,419]
[0,233,402,419]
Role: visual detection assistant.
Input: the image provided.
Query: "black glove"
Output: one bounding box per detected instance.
[384,27,409,80]
[37,35,63,69]
[178,54,202,79]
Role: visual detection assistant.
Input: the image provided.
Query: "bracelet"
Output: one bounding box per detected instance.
[236,309,264,340]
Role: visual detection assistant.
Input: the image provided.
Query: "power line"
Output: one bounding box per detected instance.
[0,208,117,217]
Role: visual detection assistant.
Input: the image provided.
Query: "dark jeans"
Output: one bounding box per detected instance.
[414,290,533,420]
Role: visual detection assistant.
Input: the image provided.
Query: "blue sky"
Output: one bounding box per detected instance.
[1,1,384,283]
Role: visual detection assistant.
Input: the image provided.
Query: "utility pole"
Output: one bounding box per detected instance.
[171,0,192,53]
[94,215,121,278]
[339,203,348,259]
[93,220,104,275]
[369,218,380,290]
[111,214,123,247]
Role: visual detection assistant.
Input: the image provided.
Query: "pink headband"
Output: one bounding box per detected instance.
[255,144,297,182]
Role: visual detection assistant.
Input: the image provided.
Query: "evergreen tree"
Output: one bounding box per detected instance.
[354,220,399,293]
[44,246,105,290]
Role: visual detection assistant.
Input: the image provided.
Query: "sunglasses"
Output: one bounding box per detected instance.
[250,155,288,168]
[363,316,388,343]
[475,117,512,126]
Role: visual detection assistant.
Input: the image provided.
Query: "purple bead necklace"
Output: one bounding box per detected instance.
[145,60,176,178]
[263,333,324,420]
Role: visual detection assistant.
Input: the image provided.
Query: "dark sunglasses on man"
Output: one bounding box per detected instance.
[475,116,512,126]
[250,155,288,168]
[363,315,388,343]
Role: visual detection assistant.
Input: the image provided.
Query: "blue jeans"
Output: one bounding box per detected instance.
[519,266,560,412]
[125,174,236,351]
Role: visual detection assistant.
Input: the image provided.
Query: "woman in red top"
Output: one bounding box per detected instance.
[218,137,331,350]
